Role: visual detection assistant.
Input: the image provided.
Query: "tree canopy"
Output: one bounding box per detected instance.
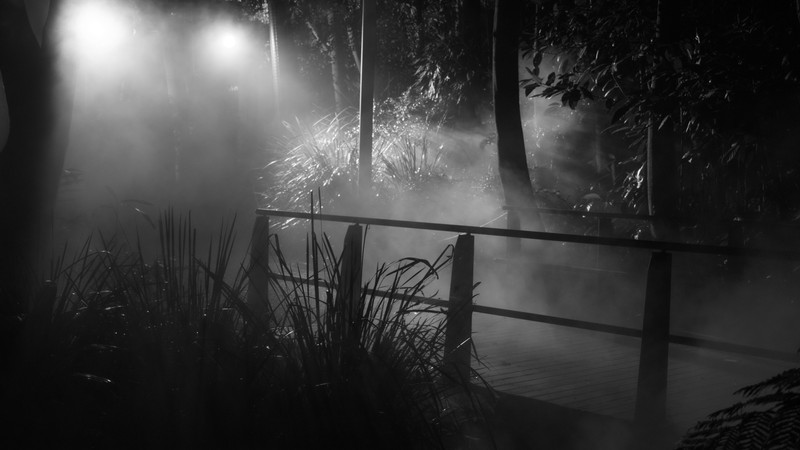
[522,0,800,226]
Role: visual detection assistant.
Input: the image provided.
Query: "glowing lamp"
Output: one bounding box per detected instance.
[205,24,247,65]
[64,1,130,61]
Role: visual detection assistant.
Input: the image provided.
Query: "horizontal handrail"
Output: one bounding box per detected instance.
[504,205,653,221]
[253,207,799,429]
[505,204,800,229]
[265,271,799,363]
[256,209,800,260]
[472,304,642,337]
[472,304,798,363]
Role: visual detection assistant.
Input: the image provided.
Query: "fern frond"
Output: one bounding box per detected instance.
[676,368,800,450]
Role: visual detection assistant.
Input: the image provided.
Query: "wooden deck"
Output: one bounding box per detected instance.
[254,209,799,441]
[471,313,797,433]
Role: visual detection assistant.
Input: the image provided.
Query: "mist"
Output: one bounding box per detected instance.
[3,1,799,449]
[36,2,271,265]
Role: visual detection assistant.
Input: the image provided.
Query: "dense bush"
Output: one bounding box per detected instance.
[0,212,491,449]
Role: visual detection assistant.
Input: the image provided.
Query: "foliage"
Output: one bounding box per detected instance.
[258,102,451,226]
[267,226,492,448]
[245,0,454,111]
[1,211,490,449]
[521,0,800,221]
[677,368,800,450]
[259,111,363,224]
[381,134,447,193]
[411,0,492,123]
[3,213,252,448]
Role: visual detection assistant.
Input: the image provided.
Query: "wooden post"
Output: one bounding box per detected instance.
[506,209,521,258]
[247,215,271,321]
[445,234,475,382]
[358,0,377,195]
[635,250,672,443]
[338,224,363,326]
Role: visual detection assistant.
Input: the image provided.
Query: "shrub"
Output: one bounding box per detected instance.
[0,212,491,449]
[258,102,452,227]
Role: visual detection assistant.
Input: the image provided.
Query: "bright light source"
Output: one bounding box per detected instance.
[64,1,129,61]
[218,28,243,52]
[204,24,248,67]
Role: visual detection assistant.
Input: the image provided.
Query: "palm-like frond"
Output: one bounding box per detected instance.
[381,134,448,193]
[258,110,452,229]
[677,368,800,450]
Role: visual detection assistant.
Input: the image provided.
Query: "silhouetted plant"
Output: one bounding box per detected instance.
[264,228,489,448]
[676,367,800,450]
[1,210,492,449]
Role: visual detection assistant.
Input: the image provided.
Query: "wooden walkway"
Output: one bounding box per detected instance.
[471,313,798,433]
[253,208,799,441]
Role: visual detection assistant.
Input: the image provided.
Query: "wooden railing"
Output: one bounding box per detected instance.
[504,204,800,250]
[248,208,800,438]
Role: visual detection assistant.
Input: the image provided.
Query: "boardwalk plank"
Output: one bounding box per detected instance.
[470,312,797,431]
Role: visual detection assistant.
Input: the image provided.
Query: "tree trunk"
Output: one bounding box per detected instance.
[0,0,74,310]
[647,0,681,239]
[270,0,299,119]
[265,0,281,119]
[358,0,377,195]
[796,0,800,27]
[493,0,541,230]
[328,7,349,112]
[457,0,486,124]
[346,25,361,73]
[414,0,426,59]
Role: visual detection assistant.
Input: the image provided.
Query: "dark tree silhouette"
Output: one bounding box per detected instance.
[522,0,800,237]
[493,0,540,229]
[646,0,682,238]
[299,0,355,111]
[0,1,74,316]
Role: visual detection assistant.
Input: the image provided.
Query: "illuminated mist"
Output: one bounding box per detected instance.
[42,1,272,263]
[3,2,798,448]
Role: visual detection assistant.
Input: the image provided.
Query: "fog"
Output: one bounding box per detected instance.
[3,2,798,445]
[42,1,795,356]
[36,2,270,264]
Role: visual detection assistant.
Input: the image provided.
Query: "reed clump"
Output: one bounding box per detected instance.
[1,211,491,449]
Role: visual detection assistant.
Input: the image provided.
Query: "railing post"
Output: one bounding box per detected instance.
[445,233,475,382]
[635,250,672,445]
[247,215,272,321]
[339,224,363,326]
[506,209,521,258]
